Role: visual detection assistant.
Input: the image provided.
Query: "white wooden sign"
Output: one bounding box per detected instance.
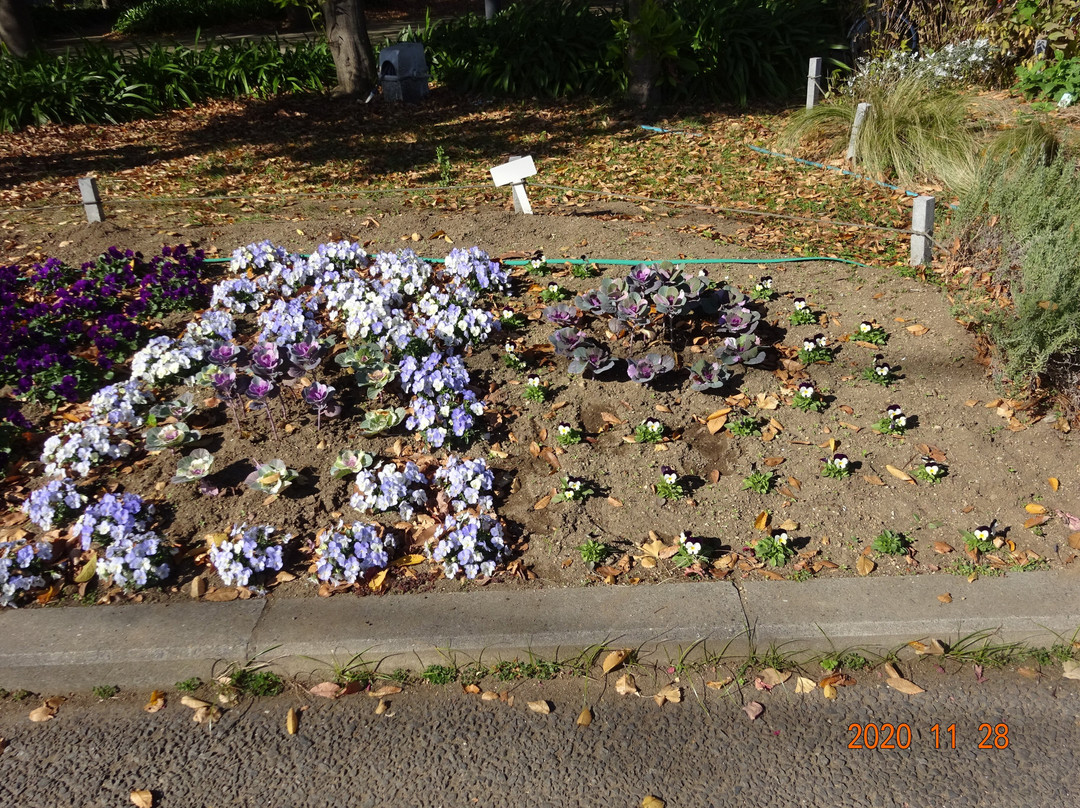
[490,155,536,214]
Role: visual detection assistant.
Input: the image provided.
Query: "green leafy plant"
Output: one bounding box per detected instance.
[553,475,594,503]
[434,145,454,185]
[789,299,818,325]
[421,664,458,685]
[539,282,570,303]
[503,343,527,371]
[571,261,600,279]
[791,382,826,412]
[741,470,774,495]
[92,684,120,700]
[821,453,852,479]
[554,422,583,447]
[747,275,775,302]
[522,374,550,403]
[753,531,793,567]
[913,460,947,483]
[861,358,897,386]
[871,529,909,555]
[175,677,202,693]
[656,466,686,501]
[634,418,666,443]
[962,526,996,554]
[798,335,833,365]
[578,539,610,564]
[727,415,761,437]
[852,321,888,346]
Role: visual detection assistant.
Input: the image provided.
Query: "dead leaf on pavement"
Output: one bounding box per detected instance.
[743,701,764,720]
[938,593,952,603]
[653,684,682,706]
[130,790,154,808]
[1048,477,1060,492]
[1025,503,1047,514]
[143,691,166,713]
[602,649,629,674]
[885,677,925,695]
[642,797,666,808]
[759,668,791,686]
[576,707,593,727]
[754,510,771,532]
[286,707,299,735]
[527,700,552,714]
[856,556,875,576]
[794,676,816,694]
[906,324,929,336]
[368,685,402,699]
[1062,660,1080,680]
[705,677,733,690]
[28,703,56,722]
[309,682,344,699]
[822,684,838,699]
[615,673,638,695]
[933,541,955,554]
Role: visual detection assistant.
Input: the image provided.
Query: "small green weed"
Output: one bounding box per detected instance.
[578,539,609,564]
[741,470,774,495]
[435,145,453,185]
[175,677,202,693]
[820,652,869,672]
[491,659,562,681]
[421,664,458,685]
[92,684,120,700]
[871,529,909,555]
[229,669,285,697]
[727,415,761,437]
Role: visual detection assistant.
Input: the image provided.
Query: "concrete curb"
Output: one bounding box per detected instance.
[0,570,1077,690]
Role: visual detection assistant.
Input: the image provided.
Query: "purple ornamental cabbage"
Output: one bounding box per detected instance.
[248,342,284,378]
[209,341,244,367]
[567,343,615,376]
[688,358,732,391]
[573,290,603,314]
[549,327,588,356]
[626,353,675,384]
[652,286,688,316]
[287,337,324,372]
[717,305,760,335]
[543,303,581,327]
[616,294,650,324]
[626,264,660,293]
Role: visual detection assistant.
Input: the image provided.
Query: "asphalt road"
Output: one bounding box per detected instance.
[1,661,1077,808]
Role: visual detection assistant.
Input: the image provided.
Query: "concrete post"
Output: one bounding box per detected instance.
[846,102,870,162]
[78,177,104,223]
[806,57,823,109]
[910,195,935,267]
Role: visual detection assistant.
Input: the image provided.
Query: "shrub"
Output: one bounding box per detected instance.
[114,0,282,35]
[0,38,333,131]
[947,151,1080,395]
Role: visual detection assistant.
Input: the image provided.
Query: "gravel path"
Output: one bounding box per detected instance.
[1,664,1077,807]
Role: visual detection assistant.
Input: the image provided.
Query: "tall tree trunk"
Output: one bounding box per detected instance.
[321,0,377,97]
[0,0,35,58]
[625,0,660,107]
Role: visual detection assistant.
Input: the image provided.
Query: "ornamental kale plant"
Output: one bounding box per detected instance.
[314,521,395,585]
[356,407,406,437]
[171,449,215,484]
[144,422,199,452]
[209,524,289,590]
[245,460,298,496]
[626,353,674,384]
[330,449,374,479]
[426,513,506,580]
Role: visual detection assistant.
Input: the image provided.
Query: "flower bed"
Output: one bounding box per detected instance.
[0,236,1066,606]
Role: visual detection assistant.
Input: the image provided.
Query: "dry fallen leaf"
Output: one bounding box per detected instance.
[576,707,593,727]
[886,465,915,483]
[754,510,771,532]
[374,698,390,715]
[481,691,499,701]
[822,684,838,699]
[642,797,666,808]
[794,676,816,694]
[203,587,239,602]
[602,649,629,674]
[1049,477,1060,492]
[143,691,166,713]
[938,593,953,604]
[1069,532,1080,550]
[862,474,885,486]
[180,696,211,709]
[856,556,875,576]
[615,673,638,695]
[368,685,402,699]
[885,677,925,695]
[933,541,955,554]
[705,677,734,690]
[743,701,764,721]
[309,682,344,699]
[654,684,682,706]
[463,684,481,694]
[527,700,552,714]
[28,704,56,723]
[286,707,299,735]
[759,668,791,686]
[1062,660,1080,680]
[1025,503,1048,515]
[906,324,929,336]
[130,790,153,808]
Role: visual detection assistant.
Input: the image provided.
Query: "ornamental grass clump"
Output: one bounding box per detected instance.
[209,524,289,590]
[314,521,394,586]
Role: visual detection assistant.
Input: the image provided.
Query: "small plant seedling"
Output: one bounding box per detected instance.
[656,466,686,501]
[175,677,202,693]
[673,531,707,568]
[913,460,946,483]
[522,374,549,403]
[634,418,666,443]
[503,343,527,371]
[92,684,120,700]
[554,422,583,447]
[421,664,458,685]
[229,669,285,697]
[553,475,594,503]
[874,405,909,435]
[791,382,826,412]
[742,470,774,495]
[728,415,762,437]
[527,251,551,276]
[872,529,909,555]
[852,321,887,346]
[861,357,896,386]
[789,297,817,325]
[578,539,609,564]
[753,531,793,567]
[821,453,852,479]
[539,282,569,303]
[962,526,995,554]
[435,145,453,185]
[570,260,600,279]
[798,334,833,364]
[748,276,775,301]
[500,308,526,330]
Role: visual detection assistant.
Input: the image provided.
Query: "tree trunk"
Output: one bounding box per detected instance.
[321,0,377,97]
[625,0,660,107]
[0,0,35,58]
